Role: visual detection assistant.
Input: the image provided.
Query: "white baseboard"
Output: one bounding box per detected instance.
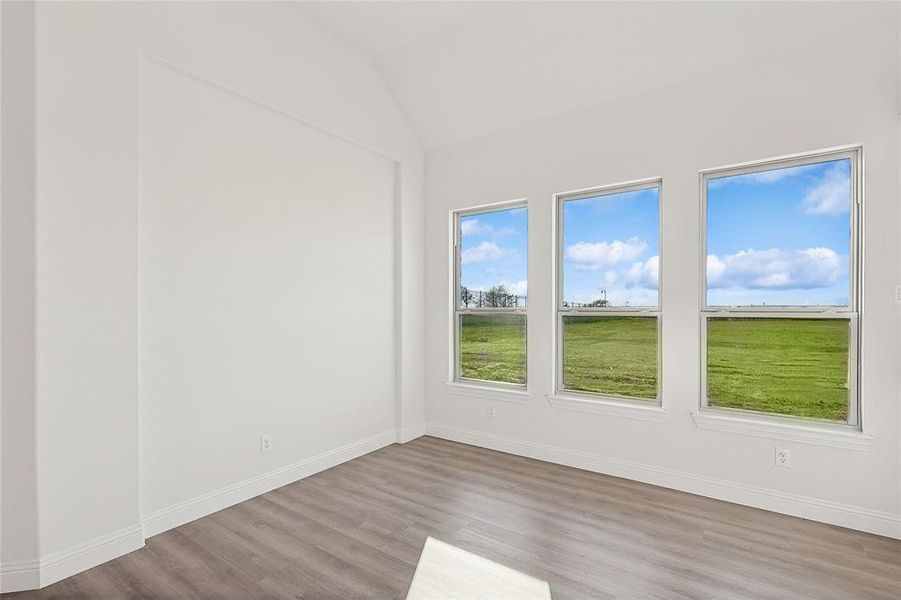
[0,559,41,593]
[40,525,145,589]
[397,422,427,443]
[0,525,145,594]
[142,428,397,538]
[425,423,901,540]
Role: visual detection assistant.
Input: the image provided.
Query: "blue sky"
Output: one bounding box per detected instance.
[562,187,660,306]
[459,207,528,301]
[707,158,851,306]
[459,158,851,309]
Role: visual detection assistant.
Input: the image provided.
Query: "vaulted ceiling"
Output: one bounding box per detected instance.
[299,1,888,150]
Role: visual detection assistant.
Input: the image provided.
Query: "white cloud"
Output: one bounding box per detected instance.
[566,237,648,270]
[601,270,619,287]
[461,241,514,264]
[707,247,844,290]
[708,163,819,188]
[622,256,659,289]
[801,164,851,216]
[503,280,528,296]
[460,219,493,236]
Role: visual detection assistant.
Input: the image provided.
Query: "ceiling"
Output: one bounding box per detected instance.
[299,2,885,150]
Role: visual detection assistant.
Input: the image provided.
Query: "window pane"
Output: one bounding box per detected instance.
[459,207,527,308]
[459,314,526,385]
[562,187,659,308]
[562,316,657,400]
[706,158,852,307]
[706,318,850,422]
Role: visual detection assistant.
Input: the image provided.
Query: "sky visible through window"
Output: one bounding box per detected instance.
[459,207,528,303]
[562,187,660,307]
[707,158,851,307]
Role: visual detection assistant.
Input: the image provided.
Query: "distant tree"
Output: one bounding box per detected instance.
[586,298,609,307]
[484,284,511,308]
[460,286,475,308]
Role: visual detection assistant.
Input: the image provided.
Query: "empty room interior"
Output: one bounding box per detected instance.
[3,1,901,598]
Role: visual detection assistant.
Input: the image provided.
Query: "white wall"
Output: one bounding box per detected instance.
[0,1,424,591]
[0,0,40,585]
[139,57,397,517]
[425,5,900,537]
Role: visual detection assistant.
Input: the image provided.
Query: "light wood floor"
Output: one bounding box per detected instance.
[7,436,901,599]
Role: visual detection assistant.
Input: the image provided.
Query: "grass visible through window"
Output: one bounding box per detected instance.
[707,318,850,422]
[459,314,526,385]
[562,316,657,400]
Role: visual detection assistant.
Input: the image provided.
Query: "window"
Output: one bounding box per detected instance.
[453,202,528,387]
[701,147,860,425]
[555,180,661,402]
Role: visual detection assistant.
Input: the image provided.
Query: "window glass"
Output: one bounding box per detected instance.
[455,204,528,388]
[557,182,661,403]
[706,159,852,307]
[562,316,657,400]
[562,187,659,308]
[702,151,859,425]
[459,207,528,307]
[706,318,850,422]
[459,314,526,385]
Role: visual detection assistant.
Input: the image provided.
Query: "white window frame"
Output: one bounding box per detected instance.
[552,178,663,407]
[699,146,862,430]
[449,199,529,392]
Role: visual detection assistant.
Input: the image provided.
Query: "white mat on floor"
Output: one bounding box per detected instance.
[405,537,552,600]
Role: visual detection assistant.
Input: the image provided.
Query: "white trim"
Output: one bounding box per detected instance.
[698,145,864,430]
[0,525,146,593]
[397,422,428,443]
[450,199,530,386]
[690,410,873,450]
[553,179,663,406]
[444,381,530,404]
[698,143,863,176]
[0,560,41,593]
[424,423,900,539]
[142,428,396,538]
[546,393,667,422]
[555,176,663,203]
[40,525,145,589]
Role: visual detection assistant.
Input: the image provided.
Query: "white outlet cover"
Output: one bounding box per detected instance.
[261,434,273,453]
[775,447,792,468]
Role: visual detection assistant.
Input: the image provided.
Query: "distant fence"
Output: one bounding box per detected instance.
[462,291,528,308]
[562,300,609,308]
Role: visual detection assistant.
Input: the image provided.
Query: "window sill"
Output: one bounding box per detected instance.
[444,381,530,404]
[690,410,873,451]
[546,393,666,422]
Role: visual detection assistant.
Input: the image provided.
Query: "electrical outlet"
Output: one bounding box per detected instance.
[775,447,792,468]
[261,433,273,454]
[896,286,901,304]
[487,405,497,418]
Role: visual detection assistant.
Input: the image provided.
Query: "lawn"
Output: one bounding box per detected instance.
[706,318,849,422]
[459,314,527,384]
[459,316,850,422]
[563,316,657,400]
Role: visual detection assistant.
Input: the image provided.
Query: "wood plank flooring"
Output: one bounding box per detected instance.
[7,436,901,599]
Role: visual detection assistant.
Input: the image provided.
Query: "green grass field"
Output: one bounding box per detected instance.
[459,314,527,384]
[563,316,657,399]
[459,316,850,421]
[706,318,849,422]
